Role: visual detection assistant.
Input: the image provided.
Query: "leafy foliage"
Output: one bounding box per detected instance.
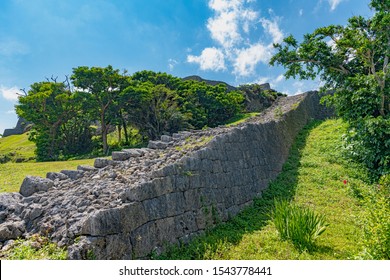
[71,65,129,154]
[270,0,390,176]
[354,174,390,259]
[16,82,94,161]
[15,68,247,160]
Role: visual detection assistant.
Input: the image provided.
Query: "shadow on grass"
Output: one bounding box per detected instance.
[157,120,324,259]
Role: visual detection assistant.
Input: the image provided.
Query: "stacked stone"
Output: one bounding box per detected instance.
[0,91,330,259]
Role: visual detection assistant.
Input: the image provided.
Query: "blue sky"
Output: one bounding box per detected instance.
[0,0,372,134]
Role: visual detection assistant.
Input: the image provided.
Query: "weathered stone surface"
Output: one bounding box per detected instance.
[0,221,25,241]
[2,117,31,137]
[94,158,112,168]
[147,141,169,149]
[172,133,182,139]
[81,202,147,236]
[46,172,68,181]
[121,149,143,157]
[21,203,43,221]
[111,152,132,161]
[60,170,84,180]
[19,176,54,197]
[160,135,173,143]
[77,165,98,172]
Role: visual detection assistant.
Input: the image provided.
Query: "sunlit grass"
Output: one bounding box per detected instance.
[0,133,35,162]
[224,112,259,127]
[0,158,95,193]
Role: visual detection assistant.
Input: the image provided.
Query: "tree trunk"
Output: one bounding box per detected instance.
[101,114,109,155]
[118,124,122,144]
[123,120,129,144]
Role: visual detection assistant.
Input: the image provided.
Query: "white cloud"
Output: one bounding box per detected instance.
[206,0,258,49]
[253,74,284,88]
[299,9,303,16]
[233,43,272,76]
[168,59,178,71]
[207,10,242,49]
[328,0,344,11]
[187,47,226,71]
[6,109,16,114]
[260,17,284,44]
[188,0,285,77]
[0,85,22,102]
[0,40,29,57]
[274,74,285,84]
[253,76,270,85]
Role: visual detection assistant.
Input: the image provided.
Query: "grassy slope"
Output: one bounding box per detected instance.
[158,119,373,260]
[0,133,35,161]
[0,159,95,193]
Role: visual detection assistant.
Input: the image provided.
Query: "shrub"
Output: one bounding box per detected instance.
[360,177,390,259]
[273,199,328,251]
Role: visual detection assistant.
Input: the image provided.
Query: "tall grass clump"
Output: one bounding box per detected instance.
[273,199,328,251]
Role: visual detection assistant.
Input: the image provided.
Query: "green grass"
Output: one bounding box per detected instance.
[2,235,67,260]
[224,112,259,127]
[157,119,376,260]
[0,133,36,162]
[0,158,95,193]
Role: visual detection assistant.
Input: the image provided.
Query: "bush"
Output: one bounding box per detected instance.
[344,116,390,178]
[273,199,328,251]
[360,177,390,259]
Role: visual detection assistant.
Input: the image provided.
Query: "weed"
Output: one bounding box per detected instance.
[272,199,328,251]
[3,235,67,260]
[87,249,96,260]
[274,106,283,119]
[291,102,299,110]
[183,171,194,177]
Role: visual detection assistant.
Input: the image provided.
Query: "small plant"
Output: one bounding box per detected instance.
[272,199,328,251]
[274,106,283,119]
[4,235,67,260]
[291,102,299,110]
[183,170,194,177]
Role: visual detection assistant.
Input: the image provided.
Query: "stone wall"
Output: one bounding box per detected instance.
[2,118,31,137]
[0,91,331,259]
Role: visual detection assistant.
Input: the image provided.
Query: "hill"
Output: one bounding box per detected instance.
[0,132,35,163]
[182,75,238,91]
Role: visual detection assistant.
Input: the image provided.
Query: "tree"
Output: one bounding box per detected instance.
[71,65,128,155]
[122,81,186,140]
[16,81,93,160]
[270,0,389,176]
[177,80,244,128]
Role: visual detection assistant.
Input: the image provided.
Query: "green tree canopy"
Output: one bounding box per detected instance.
[270,0,389,176]
[71,65,129,154]
[16,82,93,160]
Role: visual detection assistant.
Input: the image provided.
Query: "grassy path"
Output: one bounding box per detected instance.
[158,119,373,260]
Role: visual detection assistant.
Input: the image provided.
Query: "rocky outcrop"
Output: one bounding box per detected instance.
[182,75,237,92]
[0,91,332,259]
[2,118,32,137]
